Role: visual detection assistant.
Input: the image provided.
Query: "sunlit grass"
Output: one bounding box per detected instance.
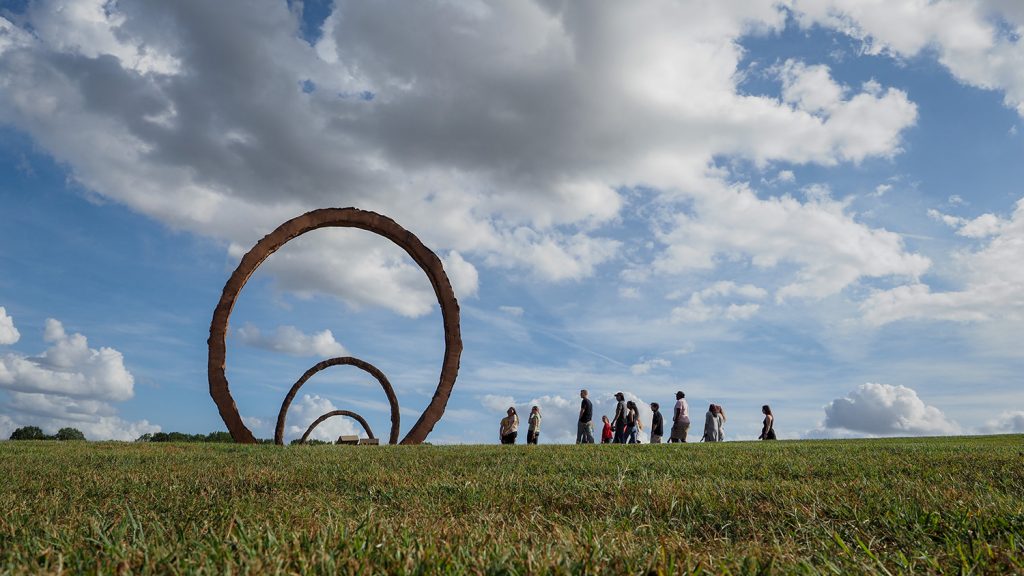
[1,435,1021,574]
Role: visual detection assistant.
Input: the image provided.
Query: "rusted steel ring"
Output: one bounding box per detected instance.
[274,356,399,445]
[300,410,375,444]
[208,207,462,445]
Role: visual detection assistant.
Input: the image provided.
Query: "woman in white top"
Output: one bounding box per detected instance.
[527,405,542,445]
[715,404,726,441]
[499,407,519,444]
[670,391,690,442]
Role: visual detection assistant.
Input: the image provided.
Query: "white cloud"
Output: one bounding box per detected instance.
[0,319,134,401]
[618,287,641,300]
[863,198,1024,326]
[630,358,671,375]
[0,317,156,440]
[791,0,1024,116]
[655,184,930,302]
[0,307,19,345]
[498,306,524,317]
[0,1,923,319]
[284,394,364,442]
[815,383,961,437]
[670,281,767,324]
[236,323,347,358]
[978,411,1024,434]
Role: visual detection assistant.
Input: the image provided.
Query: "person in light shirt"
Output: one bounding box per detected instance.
[669,391,690,442]
[499,407,519,444]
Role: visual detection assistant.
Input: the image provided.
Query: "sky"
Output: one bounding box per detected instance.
[1,0,1023,444]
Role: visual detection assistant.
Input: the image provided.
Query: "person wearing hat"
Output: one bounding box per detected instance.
[611,392,627,443]
[669,391,690,442]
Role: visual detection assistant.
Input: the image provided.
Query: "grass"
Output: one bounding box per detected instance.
[0,435,1022,574]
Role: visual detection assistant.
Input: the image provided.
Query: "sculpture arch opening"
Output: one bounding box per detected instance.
[208,208,462,445]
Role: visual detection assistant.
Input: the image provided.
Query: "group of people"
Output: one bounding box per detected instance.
[498,389,776,444]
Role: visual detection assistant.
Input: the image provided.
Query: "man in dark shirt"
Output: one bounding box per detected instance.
[612,392,627,443]
[650,402,664,443]
[576,389,594,443]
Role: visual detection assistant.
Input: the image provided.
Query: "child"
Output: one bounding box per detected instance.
[601,415,613,443]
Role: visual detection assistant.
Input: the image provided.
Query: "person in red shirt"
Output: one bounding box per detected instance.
[601,415,613,443]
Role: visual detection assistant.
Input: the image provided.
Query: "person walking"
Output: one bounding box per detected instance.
[612,392,627,443]
[715,404,726,441]
[669,391,690,442]
[625,400,643,444]
[759,405,776,440]
[650,402,664,443]
[601,415,613,443]
[577,389,595,444]
[701,403,719,442]
[499,407,519,444]
[527,405,542,445]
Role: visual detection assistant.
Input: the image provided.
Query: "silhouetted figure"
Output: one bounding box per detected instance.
[527,405,541,445]
[577,389,595,444]
[500,407,519,444]
[669,391,690,442]
[650,402,664,443]
[759,405,776,440]
[612,392,627,443]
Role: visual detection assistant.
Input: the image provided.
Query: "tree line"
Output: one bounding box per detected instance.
[9,426,338,444]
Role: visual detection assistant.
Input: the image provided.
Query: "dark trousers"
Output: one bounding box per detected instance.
[501,432,517,444]
[527,431,539,445]
[612,425,626,444]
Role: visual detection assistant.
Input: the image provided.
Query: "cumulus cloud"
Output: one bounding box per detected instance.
[978,411,1024,434]
[863,199,1024,326]
[236,323,347,357]
[656,185,930,302]
[0,307,19,345]
[0,0,929,320]
[630,358,671,375]
[791,0,1024,117]
[0,317,157,440]
[669,281,768,323]
[815,383,961,437]
[284,394,364,442]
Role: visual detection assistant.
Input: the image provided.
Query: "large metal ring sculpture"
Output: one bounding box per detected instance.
[300,410,375,444]
[275,356,399,445]
[208,207,462,445]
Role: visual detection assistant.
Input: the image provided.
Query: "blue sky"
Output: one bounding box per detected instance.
[1,0,1023,443]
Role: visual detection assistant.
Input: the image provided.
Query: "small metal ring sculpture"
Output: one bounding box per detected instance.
[275,356,399,445]
[300,410,374,444]
[208,207,462,445]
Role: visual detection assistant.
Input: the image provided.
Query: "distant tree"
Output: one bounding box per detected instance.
[10,426,48,440]
[135,433,153,442]
[204,431,234,443]
[55,427,86,441]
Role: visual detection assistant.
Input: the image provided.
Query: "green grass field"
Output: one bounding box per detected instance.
[1,436,1022,575]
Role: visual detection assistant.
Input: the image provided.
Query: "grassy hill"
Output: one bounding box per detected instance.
[1,435,1021,574]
